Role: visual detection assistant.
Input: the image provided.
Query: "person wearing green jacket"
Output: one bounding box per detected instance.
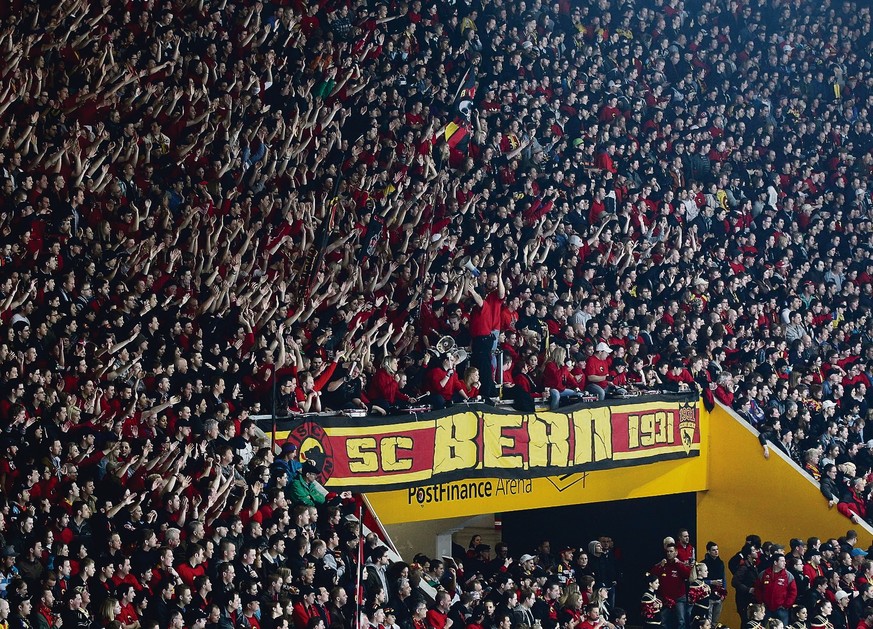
[289,460,326,506]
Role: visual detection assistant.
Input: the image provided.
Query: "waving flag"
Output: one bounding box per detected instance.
[455,66,478,118]
[443,120,471,152]
[436,66,479,155]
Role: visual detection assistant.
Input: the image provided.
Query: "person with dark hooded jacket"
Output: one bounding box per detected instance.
[588,540,618,593]
[732,544,761,621]
[819,464,841,508]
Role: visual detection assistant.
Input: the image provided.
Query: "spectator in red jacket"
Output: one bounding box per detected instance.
[585,343,613,401]
[293,586,320,629]
[543,345,582,410]
[426,591,452,629]
[838,477,868,526]
[755,553,798,624]
[650,543,692,629]
[368,355,412,415]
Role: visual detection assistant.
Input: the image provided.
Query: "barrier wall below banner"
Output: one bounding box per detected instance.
[697,403,872,629]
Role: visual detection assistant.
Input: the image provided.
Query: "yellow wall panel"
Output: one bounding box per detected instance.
[697,404,868,629]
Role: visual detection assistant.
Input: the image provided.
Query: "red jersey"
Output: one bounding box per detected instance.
[650,558,691,601]
[469,291,503,337]
[425,367,464,402]
[585,356,611,386]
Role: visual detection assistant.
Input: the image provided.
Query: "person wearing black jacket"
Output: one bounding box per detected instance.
[588,540,618,606]
[145,577,177,628]
[847,582,873,629]
[787,557,810,610]
[832,591,850,629]
[729,536,763,576]
[532,581,562,629]
[759,418,789,460]
[803,576,828,613]
[731,544,761,621]
[702,542,727,625]
[820,465,841,509]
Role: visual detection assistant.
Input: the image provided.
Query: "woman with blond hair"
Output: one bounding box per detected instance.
[367,354,411,415]
[688,563,713,624]
[559,584,582,608]
[462,367,481,400]
[99,597,122,627]
[542,345,582,410]
[591,582,612,621]
[559,591,585,627]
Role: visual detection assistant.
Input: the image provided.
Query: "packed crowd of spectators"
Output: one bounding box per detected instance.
[643,529,873,629]
[725,531,873,629]
[2,0,873,624]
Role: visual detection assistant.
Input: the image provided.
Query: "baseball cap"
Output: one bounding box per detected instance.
[186,608,208,625]
[519,554,536,563]
[302,459,321,475]
[595,342,613,354]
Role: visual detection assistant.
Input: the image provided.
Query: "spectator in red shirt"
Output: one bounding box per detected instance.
[650,543,692,629]
[424,353,467,410]
[666,360,696,392]
[467,270,506,401]
[176,544,206,588]
[611,359,629,389]
[585,343,613,401]
[676,529,696,566]
[426,591,453,629]
[461,367,481,400]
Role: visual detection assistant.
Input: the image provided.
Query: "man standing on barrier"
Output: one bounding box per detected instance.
[467,268,506,402]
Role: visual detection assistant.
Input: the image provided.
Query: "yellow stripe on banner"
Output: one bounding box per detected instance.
[329,469,436,486]
[326,421,436,437]
[611,445,701,461]
[444,121,460,140]
[274,430,291,441]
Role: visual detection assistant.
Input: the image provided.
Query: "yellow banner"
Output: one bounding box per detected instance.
[271,395,701,493]
[366,413,709,523]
